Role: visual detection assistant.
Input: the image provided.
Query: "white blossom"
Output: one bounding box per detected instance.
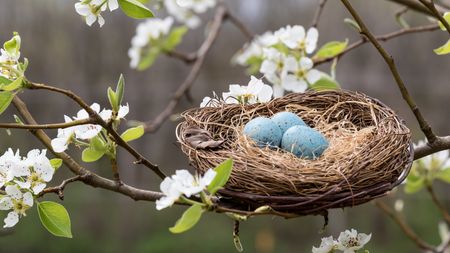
[222,76,273,104]
[156,169,217,210]
[200,96,213,108]
[336,229,372,253]
[128,17,174,69]
[312,236,338,253]
[14,150,55,194]
[75,0,107,27]
[73,103,104,140]
[279,25,319,54]
[0,185,33,228]
[51,116,77,153]
[163,0,216,29]
[0,149,28,188]
[282,56,321,92]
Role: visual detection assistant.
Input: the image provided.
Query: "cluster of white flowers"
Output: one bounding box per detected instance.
[234,25,323,97]
[0,149,55,228]
[164,0,216,29]
[312,229,371,253]
[156,169,216,210]
[75,0,119,27]
[200,76,273,107]
[128,17,174,69]
[51,102,129,153]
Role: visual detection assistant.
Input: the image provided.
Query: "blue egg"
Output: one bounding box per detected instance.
[271,112,307,134]
[281,125,329,159]
[243,117,282,148]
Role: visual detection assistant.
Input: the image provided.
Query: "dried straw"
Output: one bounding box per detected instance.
[176,90,412,215]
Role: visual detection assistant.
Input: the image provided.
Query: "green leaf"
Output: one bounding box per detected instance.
[3,33,20,55]
[118,0,153,19]
[404,177,425,194]
[90,136,107,152]
[439,12,450,31]
[344,18,361,32]
[163,26,188,51]
[1,76,23,91]
[0,91,14,115]
[116,74,125,106]
[436,168,450,183]
[138,47,161,70]
[314,39,348,59]
[207,159,233,195]
[120,125,145,142]
[107,87,118,112]
[0,76,12,86]
[169,204,204,234]
[81,147,105,163]
[50,158,63,170]
[310,77,340,91]
[434,39,450,55]
[37,201,72,238]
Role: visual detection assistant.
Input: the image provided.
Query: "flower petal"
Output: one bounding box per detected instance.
[3,211,19,228]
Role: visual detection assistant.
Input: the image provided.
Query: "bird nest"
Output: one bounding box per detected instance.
[176,90,413,216]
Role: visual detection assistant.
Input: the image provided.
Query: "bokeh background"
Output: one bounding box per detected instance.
[0,0,449,252]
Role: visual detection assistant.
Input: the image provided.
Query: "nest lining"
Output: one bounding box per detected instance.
[177,90,412,214]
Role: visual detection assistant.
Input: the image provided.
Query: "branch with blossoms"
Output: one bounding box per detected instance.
[0,0,450,252]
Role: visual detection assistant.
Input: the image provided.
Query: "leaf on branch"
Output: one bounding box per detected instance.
[0,91,15,115]
[207,159,233,195]
[434,39,450,55]
[138,47,161,71]
[344,18,361,32]
[184,127,224,149]
[163,26,188,51]
[50,158,63,170]
[439,12,450,31]
[37,201,72,238]
[314,39,348,59]
[118,0,153,19]
[169,204,204,234]
[120,125,144,142]
[1,76,23,91]
[310,76,340,91]
[82,147,105,162]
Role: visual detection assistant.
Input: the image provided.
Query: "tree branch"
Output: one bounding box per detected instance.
[426,185,450,225]
[311,0,328,28]
[26,82,166,179]
[144,6,227,133]
[340,0,438,144]
[375,200,438,252]
[314,23,439,66]
[385,0,447,15]
[0,118,94,130]
[418,0,450,36]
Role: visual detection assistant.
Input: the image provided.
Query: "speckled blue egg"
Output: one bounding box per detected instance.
[271,112,307,133]
[243,117,282,148]
[281,125,329,159]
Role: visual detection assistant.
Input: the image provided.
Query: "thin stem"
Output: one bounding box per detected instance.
[311,0,328,28]
[226,10,254,40]
[0,118,94,130]
[426,185,450,224]
[38,175,86,200]
[27,82,167,179]
[385,0,447,15]
[418,0,450,36]
[340,0,438,144]
[375,201,437,252]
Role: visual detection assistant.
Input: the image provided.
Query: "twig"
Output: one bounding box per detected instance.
[418,0,450,35]
[340,0,438,144]
[27,82,167,179]
[426,185,450,224]
[110,157,122,185]
[165,50,196,63]
[386,0,447,15]
[0,118,94,130]
[144,6,227,133]
[11,96,166,202]
[39,175,86,200]
[226,10,254,40]
[314,24,439,66]
[375,200,438,252]
[311,0,328,28]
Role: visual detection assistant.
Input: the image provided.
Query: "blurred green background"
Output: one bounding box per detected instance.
[0,0,449,252]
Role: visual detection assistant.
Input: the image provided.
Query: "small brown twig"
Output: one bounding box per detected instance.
[340,0,438,144]
[144,6,227,133]
[314,23,439,66]
[0,118,95,130]
[39,175,86,200]
[375,200,438,252]
[386,0,446,15]
[419,0,450,35]
[426,185,450,225]
[311,0,328,28]
[27,82,166,179]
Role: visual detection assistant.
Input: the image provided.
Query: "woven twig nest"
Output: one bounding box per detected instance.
[176,90,413,216]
